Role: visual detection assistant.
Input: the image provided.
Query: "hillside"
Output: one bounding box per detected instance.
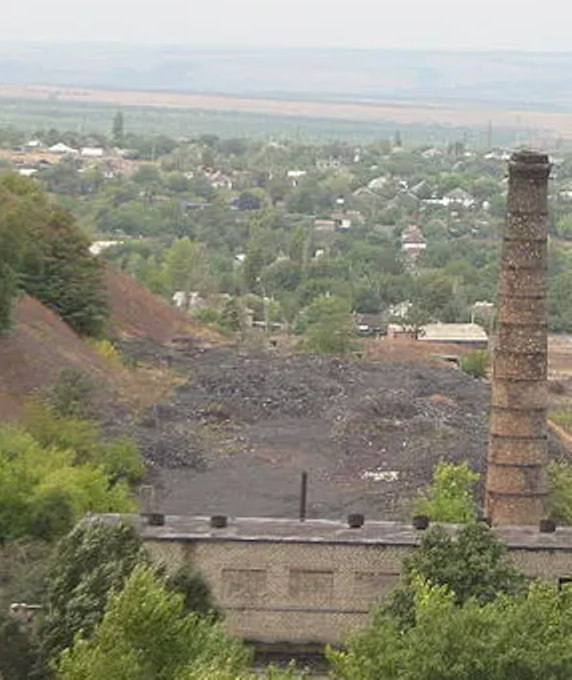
[105,266,222,345]
[3,45,572,110]
[0,267,221,421]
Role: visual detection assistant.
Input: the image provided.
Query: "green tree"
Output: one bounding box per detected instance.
[56,565,252,680]
[0,427,135,542]
[549,270,572,332]
[413,461,479,523]
[165,237,208,299]
[165,568,222,619]
[0,614,38,680]
[303,294,356,355]
[414,271,457,320]
[0,174,42,331]
[385,523,525,628]
[111,111,125,147]
[25,399,144,484]
[39,520,147,666]
[555,213,572,240]
[20,202,109,336]
[329,580,572,680]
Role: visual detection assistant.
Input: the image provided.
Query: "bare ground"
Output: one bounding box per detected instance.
[114,340,571,521]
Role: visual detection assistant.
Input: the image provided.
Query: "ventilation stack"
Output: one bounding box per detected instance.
[485,150,551,526]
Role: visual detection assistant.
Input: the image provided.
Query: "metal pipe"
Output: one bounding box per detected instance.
[299,471,308,521]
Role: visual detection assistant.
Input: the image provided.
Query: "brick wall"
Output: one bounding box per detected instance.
[140,517,572,646]
[146,538,407,644]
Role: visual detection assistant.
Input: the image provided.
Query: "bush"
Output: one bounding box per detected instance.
[192,306,222,326]
[412,461,479,523]
[0,426,135,542]
[88,338,123,364]
[548,460,572,525]
[44,368,95,419]
[302,294,357,356]
[24,400,144,484]
[459,350,489,379]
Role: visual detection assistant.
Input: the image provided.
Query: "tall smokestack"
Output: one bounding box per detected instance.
[485,150,551,526]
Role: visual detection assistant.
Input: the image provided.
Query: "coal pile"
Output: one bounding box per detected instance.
[116,342,517,518]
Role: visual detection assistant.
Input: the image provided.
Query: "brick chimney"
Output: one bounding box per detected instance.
[485,150,551,526]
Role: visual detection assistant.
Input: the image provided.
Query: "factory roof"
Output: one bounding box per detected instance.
[93,514,572,552]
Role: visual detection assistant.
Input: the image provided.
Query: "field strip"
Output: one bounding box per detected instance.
[2,84,572,135]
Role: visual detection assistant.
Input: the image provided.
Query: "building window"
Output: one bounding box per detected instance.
[353,571,400,601]
[288,569,334,604]
[222,569,267,604]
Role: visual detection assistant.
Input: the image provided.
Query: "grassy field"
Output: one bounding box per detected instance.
[0,84,526,144]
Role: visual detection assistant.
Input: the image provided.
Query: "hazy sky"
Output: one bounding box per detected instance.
[4,0,572,51]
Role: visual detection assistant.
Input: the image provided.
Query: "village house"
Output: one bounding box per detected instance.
[424,188,475,209]
[353,313,386,337]
[48,142,79,156]
[316,157,342,171]
[80,146,105,158]
[313,218,336,232]
[401,224,427,253]
[418,322,488,349]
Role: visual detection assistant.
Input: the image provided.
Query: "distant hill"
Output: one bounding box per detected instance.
[3,44,572,110]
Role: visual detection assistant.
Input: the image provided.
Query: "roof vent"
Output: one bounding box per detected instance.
[347,513,365,529]
[147,513,165,527]
[210,515,228,529]
[539,518,557,533]
[412,515,430,531]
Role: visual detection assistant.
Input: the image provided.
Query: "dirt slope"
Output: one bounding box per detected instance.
[0,269,220,421]
[0,295,127,420]
[105,266,222,345]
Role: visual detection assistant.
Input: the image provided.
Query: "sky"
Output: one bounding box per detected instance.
[4,0,572,52]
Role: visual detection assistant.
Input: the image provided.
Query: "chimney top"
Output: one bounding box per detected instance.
[509,150,551,177]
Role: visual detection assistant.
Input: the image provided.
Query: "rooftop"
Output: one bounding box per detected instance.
[94,514,572,552]
[419,323,488,343]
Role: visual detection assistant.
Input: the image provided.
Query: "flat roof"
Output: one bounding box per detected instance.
[93,514,572,552]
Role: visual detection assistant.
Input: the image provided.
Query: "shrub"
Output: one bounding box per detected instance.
[412,461,479,523]
[88,338,123,364]
[192,306,222,326]
[547,460,572,525]
[44,368,95,418]
[459,349,489,379]
[0,426,135,542]
[24,400,144,484]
